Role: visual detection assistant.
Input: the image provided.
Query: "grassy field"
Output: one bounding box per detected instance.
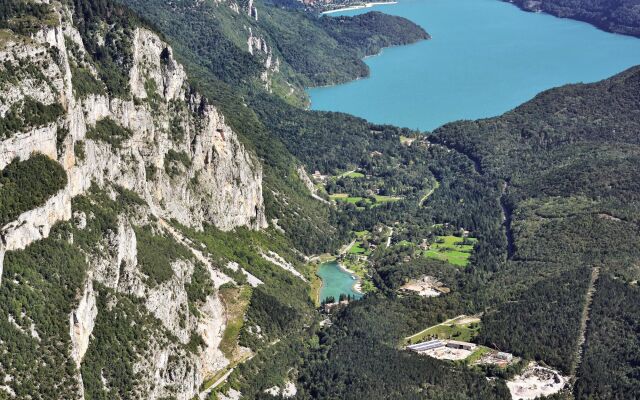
[343,171,365,178]
[329,193,402,208]
[373,194,403,203]
[348,242,367,254]
[464,346,492,364]
[309,265,323,307]
[423,235,477,267]
[405,316,481,345]
[329,193,364,204]
[219,285,252,360]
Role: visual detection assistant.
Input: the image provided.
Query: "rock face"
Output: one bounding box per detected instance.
[0,9,266,275]
[247,27,281,86]
[0,3,266,399]
[70,278,98,367]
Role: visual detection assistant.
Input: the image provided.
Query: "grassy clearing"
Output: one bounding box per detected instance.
[465,346,492,364]
[423,235,477,267]
[344,196,366,204]
[348,242,367,254]
[406,316,481,345]
[334,170,365,179]
[399,135,416,145]
[329,193,349,200]
[343,171,365,178]
[219,285,252,360]
[309,265,323,307]
[355,230,369,238]
[373,194,403,203]
[330,193,402,209]
[343,258,375,293]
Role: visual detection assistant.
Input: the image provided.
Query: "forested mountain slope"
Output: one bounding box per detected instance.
[2,0,640,398]
[0,1,321,398]
[432,65,640,396]
[122,0,428,104]
[506,0,640,37]
[120,0,428,255]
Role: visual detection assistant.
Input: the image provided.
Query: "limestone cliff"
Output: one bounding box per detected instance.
[0,2,267,398]
[0,2,266,273]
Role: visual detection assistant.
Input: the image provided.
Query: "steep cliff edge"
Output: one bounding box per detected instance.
[0,2,266,276]
[0,1,268,398]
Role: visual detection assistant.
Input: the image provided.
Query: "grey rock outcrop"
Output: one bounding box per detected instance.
[0,3,266,399]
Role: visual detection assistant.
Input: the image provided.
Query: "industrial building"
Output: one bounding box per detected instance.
[407,340,445,352]
[445,340,477,351]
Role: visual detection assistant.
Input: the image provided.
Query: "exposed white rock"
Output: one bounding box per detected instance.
[218,388,242,400]
[247,28,280,86]
[145,259,193,343]
[261,251,307,281]
[129,29,187,102]
[197,290,230,377]
[89,217,146,297]
[247,0,258,20]
[0,5,268,399]
[0,189,72,282]
[264,381,297,398]
[297,165,331,204]
[159,219,234,288]
[0,385,15,398]
[0,20,267,281]
[70,278,98,366]
[227,261,263,287]
[0,126,58,170]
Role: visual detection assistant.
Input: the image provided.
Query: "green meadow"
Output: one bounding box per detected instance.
[423,235,477,267]
[406,318,481,344]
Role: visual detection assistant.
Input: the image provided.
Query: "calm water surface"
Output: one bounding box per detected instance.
[317,261,362,302]
[308,0,640,130]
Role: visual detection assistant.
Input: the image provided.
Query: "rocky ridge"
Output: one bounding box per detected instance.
[0,2,267,398]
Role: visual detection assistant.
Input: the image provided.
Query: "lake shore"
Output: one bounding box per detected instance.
[336,261,364,294]
[321,1,397,15]
[309,0,640,131]
[316,260,364,303]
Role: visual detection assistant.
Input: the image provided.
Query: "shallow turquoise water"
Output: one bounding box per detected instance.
[308,0,640,131]
[317,261,362,302]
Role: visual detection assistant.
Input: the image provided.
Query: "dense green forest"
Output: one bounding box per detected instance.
[507,0,640,38]
[0,230,88,399]
[116,0,640,396]
[574,275,640,399]
[0,154,67,226]
[431,67,640,395]
[2,0,640,398]
[258,9,428,86]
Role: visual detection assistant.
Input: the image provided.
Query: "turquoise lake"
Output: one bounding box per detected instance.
[308,0,640,131]
[317,261,362,302]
